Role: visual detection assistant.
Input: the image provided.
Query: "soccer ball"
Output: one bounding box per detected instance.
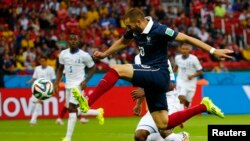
[31,78,54,100]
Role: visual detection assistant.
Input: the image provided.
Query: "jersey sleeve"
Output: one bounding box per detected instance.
[58,52,64,65]
[84,53,95,68]
[194,56,203,71]
[159,24,178,41]
[32,67,38,79]
[123,30,134,40]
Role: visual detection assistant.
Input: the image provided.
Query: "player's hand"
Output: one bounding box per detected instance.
[213,49,234,60]
[187,75,194,80]
[133,104,142,116]
[131,88,145,100]
[80,80,87,90]
[93,51,107,60]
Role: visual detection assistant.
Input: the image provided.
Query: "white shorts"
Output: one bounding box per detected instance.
[135,89,181,133]
[65,86,85,108]
[176,84,196,102]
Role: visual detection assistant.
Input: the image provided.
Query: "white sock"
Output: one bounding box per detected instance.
[66,113,77,141]
[147,133,164,141]
[165,133,184,141]
[30,103,42,123]
[78,108,99,116]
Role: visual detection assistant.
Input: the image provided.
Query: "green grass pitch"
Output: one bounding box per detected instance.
[1,114,250,141]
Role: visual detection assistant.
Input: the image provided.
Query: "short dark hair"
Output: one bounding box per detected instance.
[124,8,145,23]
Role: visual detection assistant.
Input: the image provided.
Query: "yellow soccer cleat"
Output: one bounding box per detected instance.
[62,137,69,141]
[72,87,89,113]
[97,108,105,125]
[201,97,225,118]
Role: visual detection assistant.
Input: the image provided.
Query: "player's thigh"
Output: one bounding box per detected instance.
[112,64,133,79]
[136,112,158,134]
[65,88,71,108]
[150,110,169,130]
[186,89,196,102]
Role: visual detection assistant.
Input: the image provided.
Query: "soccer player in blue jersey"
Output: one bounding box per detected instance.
[73,8,233,139]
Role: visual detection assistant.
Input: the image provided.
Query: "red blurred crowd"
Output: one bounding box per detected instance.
[0,0,249,76]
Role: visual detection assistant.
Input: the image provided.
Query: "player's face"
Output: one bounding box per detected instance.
[40,58,47,67]
[124,18,142,34]
[68,35,79,49]
[180,45,190,56]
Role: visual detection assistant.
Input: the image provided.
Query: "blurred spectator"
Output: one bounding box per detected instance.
[68,1,81,17]
[47,52,57,70]
[191,0,204,25]
[56,32,68,50]
[21,34,35,49]
[3,53,16,75]
[241,44,250,61]
[214,1,227,18]
[0,0,249,75]
[19,13,29,30]
[212,61,229,73]
[197,25,209,42]
[87,5,99,24]
[187,19,200,38]
[79,11,91,29]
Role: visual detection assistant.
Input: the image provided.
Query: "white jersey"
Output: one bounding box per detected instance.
[175,54,202,85]
[59,48,95,88]
[32,65,56,80]
[134,54,175,81]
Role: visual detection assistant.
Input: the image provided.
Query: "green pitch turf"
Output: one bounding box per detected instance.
[1,115,250,141]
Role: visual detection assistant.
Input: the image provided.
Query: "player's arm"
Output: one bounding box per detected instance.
[93,36,132,60]
[26,68,37,85]
[175,33,233,60]
[81,66,96,90]
[26,78,36,85]
[54,64,64,94]
[131,87,145,116]
[133,97,145,116]
[188,70,203,80]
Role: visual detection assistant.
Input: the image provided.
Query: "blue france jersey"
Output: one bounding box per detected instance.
[124,17,178,69]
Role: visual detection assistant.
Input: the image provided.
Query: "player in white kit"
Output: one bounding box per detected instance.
[132,54,189,141]
[174,43,203,108]
[53,32,104,141]
[26,56,56,125]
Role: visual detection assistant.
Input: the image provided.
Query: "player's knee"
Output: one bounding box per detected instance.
[155,120,168,131]
[134,130,150,141]
[111,64,132,78]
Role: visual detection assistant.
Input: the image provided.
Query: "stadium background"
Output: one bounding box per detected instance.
[0,0,250,141]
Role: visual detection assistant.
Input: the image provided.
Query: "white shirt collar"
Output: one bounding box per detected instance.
[141,16,153,34]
